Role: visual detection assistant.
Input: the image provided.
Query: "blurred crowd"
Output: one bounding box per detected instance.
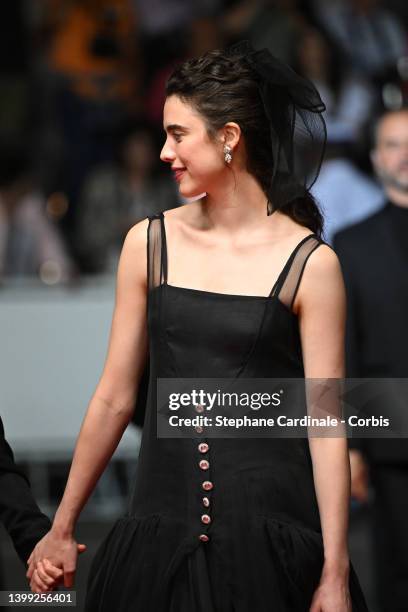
[0,0,407,282]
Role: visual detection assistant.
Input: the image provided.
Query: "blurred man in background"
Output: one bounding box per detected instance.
[333,107,408,612]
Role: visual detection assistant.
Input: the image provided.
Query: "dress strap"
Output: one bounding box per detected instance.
[270,234,325,311]
[147,211,167,290]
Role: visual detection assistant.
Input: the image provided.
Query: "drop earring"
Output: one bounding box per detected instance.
[224,144,232,164]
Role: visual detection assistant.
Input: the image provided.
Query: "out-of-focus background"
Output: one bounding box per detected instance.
[0,1,407,610]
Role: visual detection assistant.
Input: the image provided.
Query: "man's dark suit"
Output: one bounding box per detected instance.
[333,201,408,460]
[333,201,408,612]
[0,416,51,568]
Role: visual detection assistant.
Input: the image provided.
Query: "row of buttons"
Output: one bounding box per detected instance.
[196,405,212,543]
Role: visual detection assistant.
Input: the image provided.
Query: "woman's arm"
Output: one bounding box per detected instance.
[295,245,352,611]
[27,217,150,590]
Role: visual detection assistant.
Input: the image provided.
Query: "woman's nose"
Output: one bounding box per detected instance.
[160,141,175,163]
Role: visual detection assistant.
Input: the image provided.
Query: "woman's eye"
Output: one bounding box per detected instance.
[174,134,182,142]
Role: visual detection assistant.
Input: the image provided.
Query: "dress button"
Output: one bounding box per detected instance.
[198,534,209,542]
[199,459,210,470]
[202,496,210,507]
[198,442,209,453]
[202,480,213,491]
[195,425,204,433]
[195,403,205,413]
[201,514,211,524]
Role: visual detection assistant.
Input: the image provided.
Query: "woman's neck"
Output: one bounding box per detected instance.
[199,177,270,233]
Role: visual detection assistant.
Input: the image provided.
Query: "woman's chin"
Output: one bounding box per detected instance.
[178,184,206,201]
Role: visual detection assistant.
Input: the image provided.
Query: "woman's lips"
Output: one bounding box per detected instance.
[173,168,186,181]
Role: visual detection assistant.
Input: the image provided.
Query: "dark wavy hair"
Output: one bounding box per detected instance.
[165,48,324,237]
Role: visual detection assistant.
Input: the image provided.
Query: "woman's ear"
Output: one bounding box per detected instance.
[222,122,241,151]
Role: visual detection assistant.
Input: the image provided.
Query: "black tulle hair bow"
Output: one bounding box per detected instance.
[226,40,327,215]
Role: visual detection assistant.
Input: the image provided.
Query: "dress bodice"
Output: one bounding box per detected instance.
[147,210,324,380]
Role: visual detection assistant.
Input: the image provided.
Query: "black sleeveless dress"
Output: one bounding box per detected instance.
[85,211,370,612]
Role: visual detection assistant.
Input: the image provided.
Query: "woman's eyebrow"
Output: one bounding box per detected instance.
[163,124,188,133]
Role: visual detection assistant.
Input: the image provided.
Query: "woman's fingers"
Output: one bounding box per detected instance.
[63,567,75,589]
[43,558,64,581]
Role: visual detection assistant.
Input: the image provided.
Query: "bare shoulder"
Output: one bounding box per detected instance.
[123,217,149,255]
[304,242,342,277]
[126,216,150,248]
[122,205,193,266]
[294,243,345,314]
[117,217,150,287]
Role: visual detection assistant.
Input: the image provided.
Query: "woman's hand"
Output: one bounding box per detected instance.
[309,566,352,612]
[26,529,86,592]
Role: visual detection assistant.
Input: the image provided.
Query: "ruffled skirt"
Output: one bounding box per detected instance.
[84,512,369,612]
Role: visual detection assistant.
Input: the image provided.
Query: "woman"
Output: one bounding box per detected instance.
[27,41,370,611]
